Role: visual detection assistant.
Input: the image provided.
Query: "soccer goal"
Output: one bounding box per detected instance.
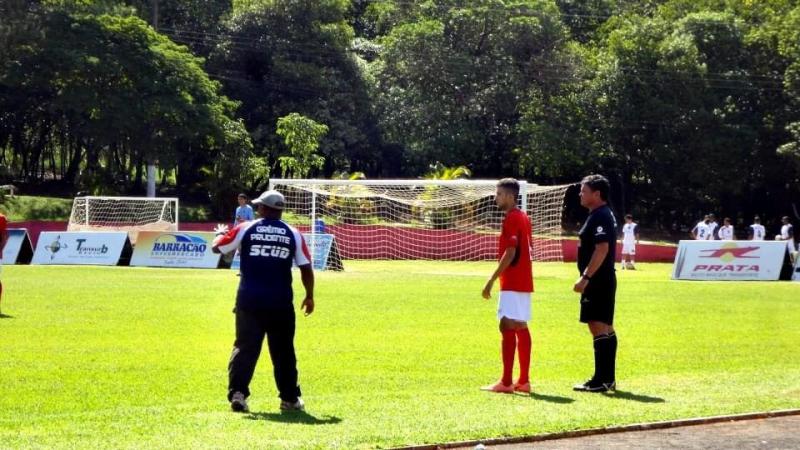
[67,196,179,244]
[268,179,570,262]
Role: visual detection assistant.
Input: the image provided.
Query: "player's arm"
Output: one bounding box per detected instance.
[690,225,697,239]
[482,246,516,299]
[212,224,242,255]
[293,231,315,316]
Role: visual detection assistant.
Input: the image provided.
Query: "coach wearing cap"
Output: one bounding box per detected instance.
[213,189,315,413]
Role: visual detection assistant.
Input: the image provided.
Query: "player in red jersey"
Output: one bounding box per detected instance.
[481,178,534,394]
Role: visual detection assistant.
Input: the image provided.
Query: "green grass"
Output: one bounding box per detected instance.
[0,262,798,449]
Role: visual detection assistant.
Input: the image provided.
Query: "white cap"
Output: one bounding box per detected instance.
[251,190,285,210]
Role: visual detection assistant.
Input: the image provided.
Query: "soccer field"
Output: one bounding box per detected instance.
[1,262,798,449]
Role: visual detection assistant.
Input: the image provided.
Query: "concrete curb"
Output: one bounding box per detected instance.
[393,408,800,450]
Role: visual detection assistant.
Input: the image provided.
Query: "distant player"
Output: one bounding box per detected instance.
[718,217,734,241]
[0,212,7,315]
[233,193,255,226]
[777,216,796,263]
[749,216,765,241]
[481,178,533,394]
[619,214,639,270]
[707,214,719,240]
[573,175,618,393]
[691,215,711,240]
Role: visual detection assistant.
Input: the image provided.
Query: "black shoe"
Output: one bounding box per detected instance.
[573,379,616,392]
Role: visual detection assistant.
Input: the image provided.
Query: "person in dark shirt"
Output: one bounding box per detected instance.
[572,174,618,393]
[213,190,315,413]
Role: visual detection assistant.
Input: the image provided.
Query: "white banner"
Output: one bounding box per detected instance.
[130,231,221,269]
[1,229,33,264]
[672,240,787,281]
[793,256,800,282]
[32,232,129,266]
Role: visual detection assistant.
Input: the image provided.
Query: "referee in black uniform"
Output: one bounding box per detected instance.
[572,174,618,392]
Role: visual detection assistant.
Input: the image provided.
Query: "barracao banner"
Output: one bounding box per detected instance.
[130,231,221,269]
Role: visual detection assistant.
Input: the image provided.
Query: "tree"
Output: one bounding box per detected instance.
[275,113,328,179]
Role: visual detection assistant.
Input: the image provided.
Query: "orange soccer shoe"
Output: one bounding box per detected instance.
[513,382,531,393]
[480,381,514,394]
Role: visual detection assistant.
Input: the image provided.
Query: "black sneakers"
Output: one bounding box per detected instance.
[573,379,616,392]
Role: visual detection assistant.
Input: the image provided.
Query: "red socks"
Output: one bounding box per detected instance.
[501,330,516,385]
[516,328,531,385]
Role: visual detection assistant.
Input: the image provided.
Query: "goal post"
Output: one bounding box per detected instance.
[268,179,570,262]
[67,196,179,244]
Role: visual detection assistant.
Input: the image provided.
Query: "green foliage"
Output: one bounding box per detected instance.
[0,195,73,221]
[2,0,800,231]
[275,113,328,179]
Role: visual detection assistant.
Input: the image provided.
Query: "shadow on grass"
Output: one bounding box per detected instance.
[245,411,342,425]
[604,390,665,403]
[0,313,13,319]
[529,392,575,404]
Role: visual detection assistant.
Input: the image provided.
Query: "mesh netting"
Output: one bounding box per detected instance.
[269,180,569,262]
[68,197,179,245]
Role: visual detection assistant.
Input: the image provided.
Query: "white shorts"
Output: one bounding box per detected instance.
[497,291,532,322]
[622,242,636,255]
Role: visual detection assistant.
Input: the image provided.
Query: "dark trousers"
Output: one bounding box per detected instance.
[227,307,301,403]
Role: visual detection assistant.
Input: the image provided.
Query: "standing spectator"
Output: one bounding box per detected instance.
[213,190,315,413]
[691,215,712,240]
[749,216,766,241]
[707,214,719,240]
[619,214,639,270]
[718,218,735,241]
[234,193,255,226]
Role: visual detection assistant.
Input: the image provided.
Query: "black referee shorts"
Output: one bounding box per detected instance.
[579,277,617,325]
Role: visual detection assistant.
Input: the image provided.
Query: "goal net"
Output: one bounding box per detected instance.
[67,196,179,244]
[268,179,570,262]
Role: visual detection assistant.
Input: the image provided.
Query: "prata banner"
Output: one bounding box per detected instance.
[130,231,221,269]
[32,232,129,266]
[1,229,34,264]
[672,240,787,281]
[230,233,337,271]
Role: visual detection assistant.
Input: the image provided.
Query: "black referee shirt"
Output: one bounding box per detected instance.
[578,204,617,280]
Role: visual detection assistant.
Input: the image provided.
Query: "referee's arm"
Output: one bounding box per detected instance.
[573,242,608,293]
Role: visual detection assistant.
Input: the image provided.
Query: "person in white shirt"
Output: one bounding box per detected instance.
[707,214,719,240]
[620,214,639,270]
[777,216,796,262]
[718,217,735,241]
[749,216,765,241]
[691,215,712,240]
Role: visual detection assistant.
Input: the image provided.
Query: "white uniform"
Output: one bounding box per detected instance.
[718,225,734,241]
[750,224,765,241]
[621,222,638,255]
[708,221,719,240]
[692,221,712,240]
[781,224,796,253]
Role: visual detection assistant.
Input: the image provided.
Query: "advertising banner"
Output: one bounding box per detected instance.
[1,229,34,264]
[32,232,130,266]
[672,240,786,281]
[793,256,800,282]
[230,233,341,271]
[130,231,221,269]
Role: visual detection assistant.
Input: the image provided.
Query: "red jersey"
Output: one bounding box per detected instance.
[498,208,533,292]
